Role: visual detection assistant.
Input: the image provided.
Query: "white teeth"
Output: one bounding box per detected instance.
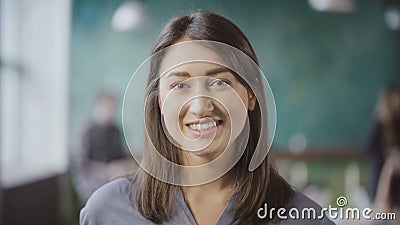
[189,121,217,131]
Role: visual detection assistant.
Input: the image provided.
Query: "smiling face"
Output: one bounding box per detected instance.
[157,40,256,159]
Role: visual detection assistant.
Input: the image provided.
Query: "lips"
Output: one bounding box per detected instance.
[186,118,223,137]
[185,119,223,132]
[188,121,215,131]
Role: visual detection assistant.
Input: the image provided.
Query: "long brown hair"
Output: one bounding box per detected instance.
[131,11,294,224]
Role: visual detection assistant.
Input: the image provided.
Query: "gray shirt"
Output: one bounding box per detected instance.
[80,178,335,225]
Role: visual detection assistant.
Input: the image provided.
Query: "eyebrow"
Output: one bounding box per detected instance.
[206,67,231,76]
[166,67,232,78]
[166,71,191,78]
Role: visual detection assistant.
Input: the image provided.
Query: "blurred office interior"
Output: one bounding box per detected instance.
[0,0,399,224]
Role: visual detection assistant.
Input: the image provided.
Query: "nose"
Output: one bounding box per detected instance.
[188,97,214,117]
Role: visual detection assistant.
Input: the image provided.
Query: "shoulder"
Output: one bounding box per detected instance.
[80,178,154,225]
[274,191,336,225]
[288,191,325,209]
[83,177,132,206]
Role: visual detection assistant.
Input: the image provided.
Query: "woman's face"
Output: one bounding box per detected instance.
[157,40,256,158]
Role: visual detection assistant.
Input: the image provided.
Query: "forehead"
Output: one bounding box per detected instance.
[159,42,228,78]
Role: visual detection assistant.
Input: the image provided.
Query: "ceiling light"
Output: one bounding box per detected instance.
[308,0,355,13]
[111,0,149,32]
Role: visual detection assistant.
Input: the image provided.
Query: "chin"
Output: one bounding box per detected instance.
[190,145,225,159]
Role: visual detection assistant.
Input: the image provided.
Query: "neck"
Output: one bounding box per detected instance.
[181,151,220,166]
[181,169,235,200]
[181,141,236,166]
[180,143,237,185]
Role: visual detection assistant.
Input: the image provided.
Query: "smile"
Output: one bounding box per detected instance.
[189,121,216,131]
[185,119,223,137]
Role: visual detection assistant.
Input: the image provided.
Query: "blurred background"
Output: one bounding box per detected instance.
[1,0,399,224]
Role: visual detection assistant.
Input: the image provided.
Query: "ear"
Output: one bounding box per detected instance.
[248,92,256,111]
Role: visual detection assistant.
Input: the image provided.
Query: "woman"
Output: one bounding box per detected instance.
[80,11,334,225]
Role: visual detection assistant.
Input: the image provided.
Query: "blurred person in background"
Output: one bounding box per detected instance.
[71,90,132,202]
[365,83,400,216]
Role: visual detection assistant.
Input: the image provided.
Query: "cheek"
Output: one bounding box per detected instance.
[226,81,250,108]
[159,91,186,139]
[231,86,250,112]
[160,95,179,122]
[224,100,247,132]
[159,90,183,117]
[217,89,248,139]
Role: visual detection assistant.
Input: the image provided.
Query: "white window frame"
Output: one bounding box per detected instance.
[0,0,71,188]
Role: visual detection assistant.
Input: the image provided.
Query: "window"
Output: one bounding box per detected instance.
[0,0,71,188]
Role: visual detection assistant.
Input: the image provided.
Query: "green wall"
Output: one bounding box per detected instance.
[70,0,399,149]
